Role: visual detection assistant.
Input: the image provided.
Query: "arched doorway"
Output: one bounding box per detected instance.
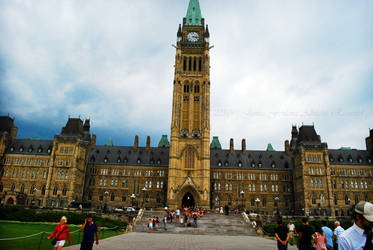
[182,192,195,208]
[6,197,14,205]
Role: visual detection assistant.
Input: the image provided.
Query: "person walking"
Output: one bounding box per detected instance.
[287,220,296,246]
[313,225,327,250]
[333,221,344,250]
[274,219,289,250]
[321,220,333,249]
[147,218,153,233]
[297,217,313,250]
[80,215,99,250]
[48,216,72,250]
[339,201,373,250]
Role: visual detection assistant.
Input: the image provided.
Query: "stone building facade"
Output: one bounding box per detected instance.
[0,0,372,216]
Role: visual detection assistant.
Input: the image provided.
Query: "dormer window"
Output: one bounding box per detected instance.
[38,147,42,153]
[329,155,334,162]
[217,161,222,167]
[348,157,353,163]
[339,157,344,162]
[224,161,229,167]
[19,147,24,152]
[271,162,276,168]
[103,157,108,163]
[124,158,128,164]
[258,162,262,167]
[28,147,33,153]
[368,158,372,164]
[358,157,362,163]
[251,161,255,168]
[137,159,141,164]
[157,159,161,165]
[117,157,121,163]
[238,162,242,168]
[10,147,14,152]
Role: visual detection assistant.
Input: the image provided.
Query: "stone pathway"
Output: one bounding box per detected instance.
[65,232,298,250]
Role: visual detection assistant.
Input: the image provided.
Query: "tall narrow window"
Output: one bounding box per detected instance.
[198,57,202,71]
[183,57,187,71]
[188,57,192,71]
[185,148,195,169]
[193,57,196,71]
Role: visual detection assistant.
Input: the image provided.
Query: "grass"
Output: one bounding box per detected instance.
[0,221,123,250]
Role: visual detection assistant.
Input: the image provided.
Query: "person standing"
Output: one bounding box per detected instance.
[313,225,327,250]
[163,214,167,231]
[274,219,289,250]
[321,220,333,249]
[48,216,72,250]
[339,201,373,250]
[297,217,313,250]
[80,215,99,250]
[193,213,198,228]
[147,218,153,233]
[287,220,296,246]
[333,221,344,250]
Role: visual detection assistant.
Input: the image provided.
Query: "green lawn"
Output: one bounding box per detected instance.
[0,221,123,250]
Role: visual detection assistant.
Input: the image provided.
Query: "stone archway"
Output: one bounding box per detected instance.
[177,185,201,208]
[6,197,14,205]
[182,192,195,208]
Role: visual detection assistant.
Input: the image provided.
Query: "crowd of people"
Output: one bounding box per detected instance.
[147,207,206,232]
[273,201,373,250]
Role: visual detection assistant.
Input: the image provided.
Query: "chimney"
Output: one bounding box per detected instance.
[230,138,234,155]
[134,135,139,151]
[146,136,151,150]
[241,139,246,154]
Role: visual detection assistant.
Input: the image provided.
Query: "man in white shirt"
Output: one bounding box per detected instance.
[287,220,296,246]
[333,221,344,250]
[338,201,373,250]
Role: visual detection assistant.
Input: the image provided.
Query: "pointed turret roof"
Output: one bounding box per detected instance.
[106,138,114,146]
[266,143,275,151]
[185,0,203,26]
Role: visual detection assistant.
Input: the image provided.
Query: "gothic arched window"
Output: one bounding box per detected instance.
[185,148,195,169]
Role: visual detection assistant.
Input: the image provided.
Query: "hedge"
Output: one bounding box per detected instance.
[0,205,127,228]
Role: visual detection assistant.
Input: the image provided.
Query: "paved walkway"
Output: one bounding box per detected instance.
[65,232,298,250]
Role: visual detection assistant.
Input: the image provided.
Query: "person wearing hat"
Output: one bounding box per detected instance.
[80,214,99,250]
[338,201,373,250]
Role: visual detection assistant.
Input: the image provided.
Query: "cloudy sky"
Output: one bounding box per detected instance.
[0,0,372,150]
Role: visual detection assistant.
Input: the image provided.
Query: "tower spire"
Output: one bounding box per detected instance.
[185,0,203,26]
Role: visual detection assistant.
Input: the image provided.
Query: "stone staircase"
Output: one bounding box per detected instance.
[134,211,256,236]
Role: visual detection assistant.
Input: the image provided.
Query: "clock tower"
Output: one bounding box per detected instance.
[167,0,211,209]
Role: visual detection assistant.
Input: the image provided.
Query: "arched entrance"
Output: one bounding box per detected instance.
[6,197,14,205]
[182,192,195,208]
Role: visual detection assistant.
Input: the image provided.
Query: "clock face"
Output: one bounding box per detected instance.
[187,32,200,42]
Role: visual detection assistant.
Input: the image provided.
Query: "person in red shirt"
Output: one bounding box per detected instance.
[48,216,72,249]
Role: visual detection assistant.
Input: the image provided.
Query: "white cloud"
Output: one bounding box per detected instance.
[0,0,372,149]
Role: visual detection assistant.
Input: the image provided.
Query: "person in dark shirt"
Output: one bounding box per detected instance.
[274,219,289,250]
[80,215,99,250]
[297,217,313,250]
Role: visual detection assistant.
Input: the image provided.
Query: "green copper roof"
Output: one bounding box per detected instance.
[158,135,170,148]
[106,138,114,146]
[266,143,275,151]
[210,136,222,149]
[185,0,203,26]
[339,147,352,150]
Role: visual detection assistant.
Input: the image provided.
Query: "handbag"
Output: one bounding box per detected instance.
[51,226,67,246]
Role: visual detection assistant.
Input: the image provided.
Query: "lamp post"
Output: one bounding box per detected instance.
[142,187,147,207]
[255,198,260,214]
[274,197,279,217]
[130,193,136,207]
[240,190,245,210]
